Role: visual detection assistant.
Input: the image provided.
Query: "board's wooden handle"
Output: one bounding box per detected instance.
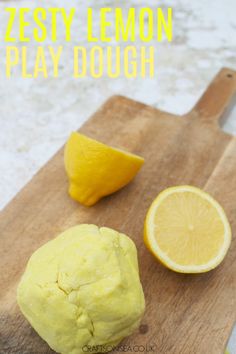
[192,68,236,125]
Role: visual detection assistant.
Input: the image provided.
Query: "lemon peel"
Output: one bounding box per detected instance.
[64,132,144,206]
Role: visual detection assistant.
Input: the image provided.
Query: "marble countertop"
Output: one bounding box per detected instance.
[0,0,235,352]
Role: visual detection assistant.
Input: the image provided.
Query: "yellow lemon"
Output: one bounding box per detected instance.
[144,186,231,273]
[64,132,144,206]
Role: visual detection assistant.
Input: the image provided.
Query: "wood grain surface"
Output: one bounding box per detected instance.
[0,68,236,354]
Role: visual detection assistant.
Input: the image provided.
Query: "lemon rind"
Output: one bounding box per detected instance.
[71,132,145,164]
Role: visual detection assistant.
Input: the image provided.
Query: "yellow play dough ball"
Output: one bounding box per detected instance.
[17,224,145,354]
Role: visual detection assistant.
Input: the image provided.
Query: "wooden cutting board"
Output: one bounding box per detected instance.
[1,68,236,354]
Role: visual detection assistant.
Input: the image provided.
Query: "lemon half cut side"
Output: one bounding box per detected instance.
[64,132,144,206]
[144,186,232,273]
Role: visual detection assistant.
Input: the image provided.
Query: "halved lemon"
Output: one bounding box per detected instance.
[144,186,231,273]
[64,132,144,206]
